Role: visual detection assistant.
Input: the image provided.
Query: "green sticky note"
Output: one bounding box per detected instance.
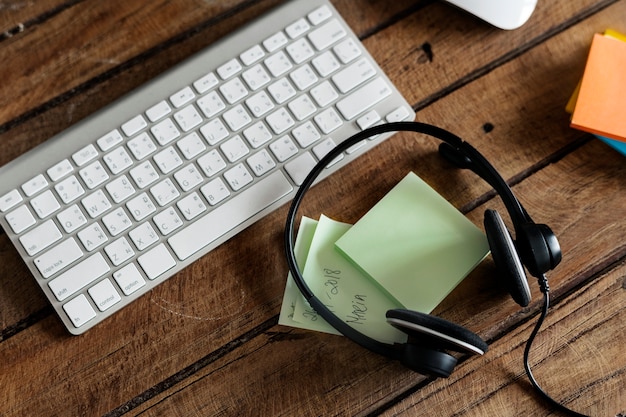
[279,217,341,335]
[293,215,407,344]
[335,172,490,313]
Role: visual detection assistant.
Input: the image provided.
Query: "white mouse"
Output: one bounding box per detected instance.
[443,0,537,30]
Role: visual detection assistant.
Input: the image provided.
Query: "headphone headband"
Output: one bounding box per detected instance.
[284,121,537,359]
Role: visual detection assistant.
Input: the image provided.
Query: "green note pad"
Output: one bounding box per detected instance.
[335,172,489,313]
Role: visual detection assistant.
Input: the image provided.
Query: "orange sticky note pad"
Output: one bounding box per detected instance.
[571,33,626,142]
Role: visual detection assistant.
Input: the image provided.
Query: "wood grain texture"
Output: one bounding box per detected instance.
[1,0,625,416]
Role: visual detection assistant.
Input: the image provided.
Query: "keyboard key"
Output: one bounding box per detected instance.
[6,204,36,234]
[240,44,265,66]
[121,115,148,137]
[217,58,242,80]
[153,146,183,174]
[263,31,288,52]
[200,178,230,206]
[22,174,49,197]
[169,171,292,260]
[150,178,180,207]
[88,278,121,312]
[289,64,318,90]
[30,190,61,219]
[153,208,183,235]
[220,77,249,104]
[243,121,273,148]
[223,163,253,191]
[310,80,338,107]
[146,100,172,122]
[223,104,252,132]
[197,150,227,177]
[269,136,299,162]
[129,161,160,189]
[151,118,181,145]
[285,17,310,39]
[242,65,271,91]
[332,57,376,93]
[265,51,293,77]
[245,91,275,118]
[197,91,226,118]
[308,19,346,51]
[19,219,62,256]
[103,147,133,174]
[336,77,392,120]
[49,252,110,302]
[77,222,109,251]
[34,237,83,278]
[79,161,109,190]
[314,107,343,134]
[169,86,196,108]
[247,149,276,177]
[200,119,229,145]
[105,175,136,203]
[176,132,206,160]
[292,121,321,147]
[47,159,73,182]
[128,132,157,160]
[104,237,135,266]
[129,222,159,251]
[177,192,207,220]
[267,78,296,104]
[308,5,332,25]
[0,189,22,212]
[96,129,123,152]
[286,38,314,64]
[55,175,85,204]
[81,189,112,219]
[174,104,203,132]
[311,50,340,77]
[63,294,96,328]
[137,243,176,280]
[57,204,87,233]
[333,38,361,63]
[266,107,295,134]
[220,135,250,163]
[126,193,156,221]
[285,152,317,185]
[113,263,146,296]
[102,207,132,236]
[193,72,218,94]
[72,144,99,167]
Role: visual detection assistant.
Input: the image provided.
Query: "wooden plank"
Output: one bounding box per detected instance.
[0,0,71,36]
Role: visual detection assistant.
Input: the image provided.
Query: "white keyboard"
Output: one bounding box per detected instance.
[0,0,414,334]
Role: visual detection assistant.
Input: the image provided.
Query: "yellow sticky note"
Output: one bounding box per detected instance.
[571,33,626,142]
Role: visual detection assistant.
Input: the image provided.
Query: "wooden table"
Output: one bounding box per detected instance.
[1,1,625,415]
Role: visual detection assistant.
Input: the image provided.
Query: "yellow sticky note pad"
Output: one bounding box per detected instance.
[570,32,626,142]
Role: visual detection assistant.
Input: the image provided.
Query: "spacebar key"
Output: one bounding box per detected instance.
[168,171,293,260]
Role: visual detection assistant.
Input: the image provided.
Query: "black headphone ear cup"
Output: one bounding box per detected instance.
[399,343,457,378]
[484,209,531,307]
[386,309,488,355]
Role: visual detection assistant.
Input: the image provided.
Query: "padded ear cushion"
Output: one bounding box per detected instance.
[399,343,457,378]
[484,209,531,307]
[386,309,488,355]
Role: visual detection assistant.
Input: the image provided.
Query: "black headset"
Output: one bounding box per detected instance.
[284,122,588,417]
